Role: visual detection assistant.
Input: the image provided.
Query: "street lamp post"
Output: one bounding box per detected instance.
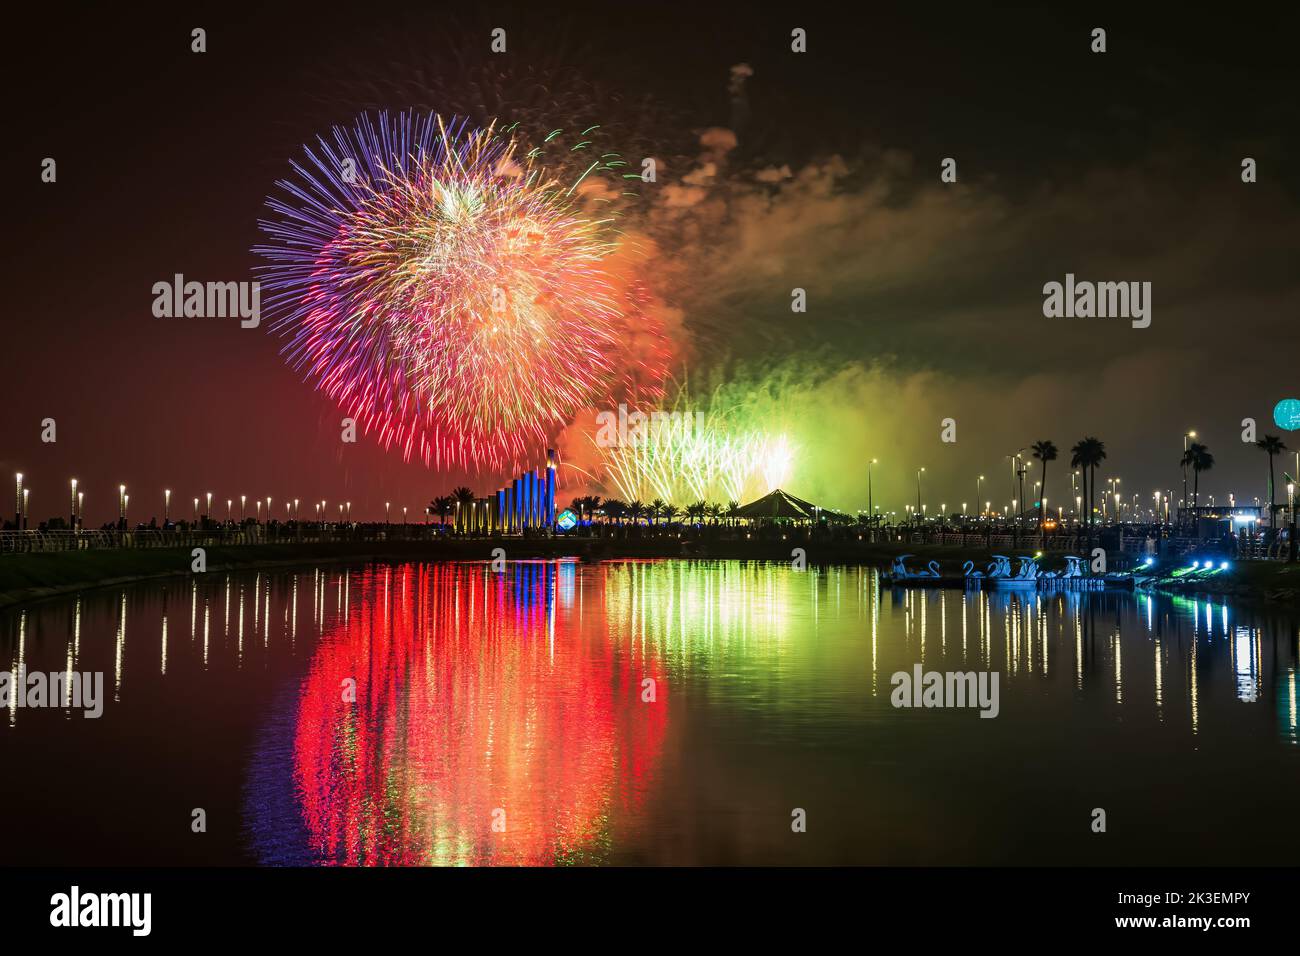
[867,459,877,529]
[1289,482,1297,563]
[915,468,925,526]
[1012,450,1027,528]
[1182,430,1196,530]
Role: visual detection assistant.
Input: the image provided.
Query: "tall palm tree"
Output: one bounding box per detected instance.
[662,504,681,526]
[428,495,454,528]
[628,500,646,525]
[1031,439,1058,545]
[649,497,666,527]
[1257,435,1287,531]
[1182,442,1214,513]
[603,499,627,525]
[726,499,740,527]
[1070,437,1107,550]
[706,502,724,525]
[686,500,707,524]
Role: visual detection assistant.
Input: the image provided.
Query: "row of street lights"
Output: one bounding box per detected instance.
[11,474,416,530]
[865,454,1285,528]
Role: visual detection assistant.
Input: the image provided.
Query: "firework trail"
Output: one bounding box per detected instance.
[256,111,668,470]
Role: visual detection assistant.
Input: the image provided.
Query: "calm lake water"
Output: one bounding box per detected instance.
[1,559,1297,866]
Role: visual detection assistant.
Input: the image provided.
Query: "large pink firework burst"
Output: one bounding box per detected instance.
[256,112,668,470]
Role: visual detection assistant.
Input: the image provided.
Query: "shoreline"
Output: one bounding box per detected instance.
[2,538,1298,612]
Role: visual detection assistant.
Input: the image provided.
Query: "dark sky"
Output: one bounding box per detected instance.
[4,3,1298,522]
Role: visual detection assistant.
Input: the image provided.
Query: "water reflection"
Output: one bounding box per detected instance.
[278,562,668,865]
[1,560,1298,866]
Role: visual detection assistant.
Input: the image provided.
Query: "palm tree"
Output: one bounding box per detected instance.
[1031,440,1058,545]
[649,497,666,527]
[1070,437,1107,551]
[662,504,681,526]
[628,500,646,526]
[1182,442,1214,513]
[706,502,724,525]
[1257,435,1288,532]
[726,499,740,527]
[428,495,454,528]
[603,499,627,525]
[686,500,707,525]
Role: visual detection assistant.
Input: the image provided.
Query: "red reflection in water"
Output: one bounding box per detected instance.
[294,562,667,865]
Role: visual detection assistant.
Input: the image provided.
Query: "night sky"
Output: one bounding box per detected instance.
[5,4,1298,523]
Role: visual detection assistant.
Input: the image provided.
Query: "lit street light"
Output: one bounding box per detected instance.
[867,458,878,527]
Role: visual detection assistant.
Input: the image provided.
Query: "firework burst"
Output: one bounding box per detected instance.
[256,111,667,470]
[591,384,794,504]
